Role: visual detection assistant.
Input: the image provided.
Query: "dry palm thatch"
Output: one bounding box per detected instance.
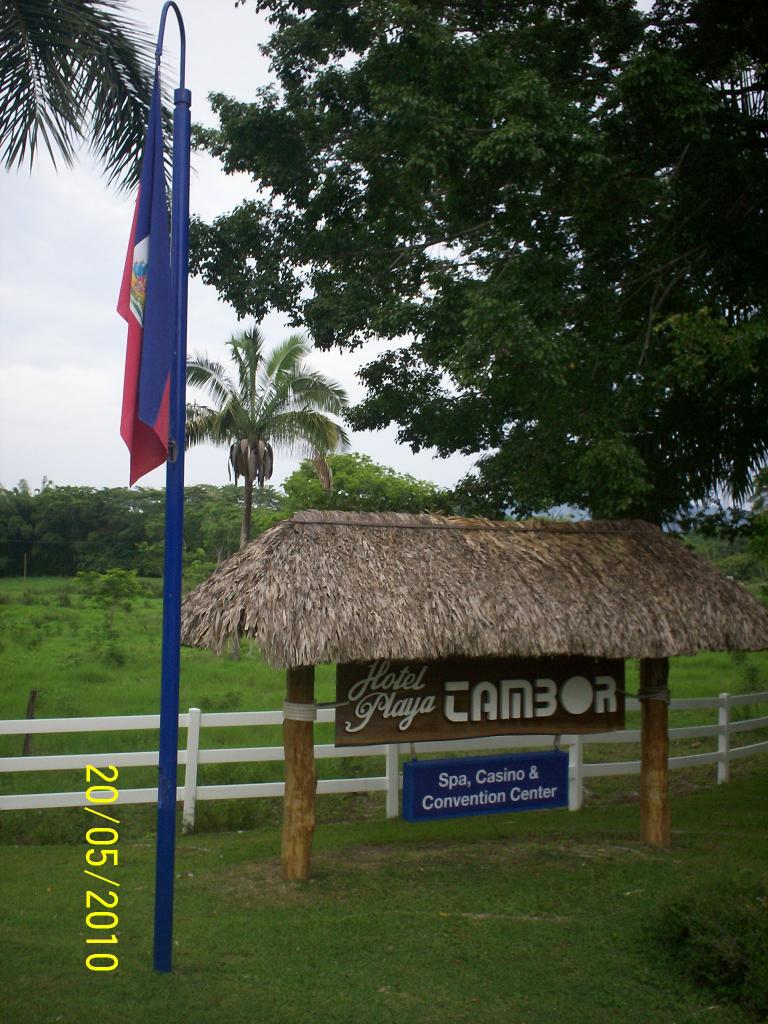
[180,511,768,668]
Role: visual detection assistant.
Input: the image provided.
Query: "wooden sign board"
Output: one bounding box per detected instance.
[335,656,625,746]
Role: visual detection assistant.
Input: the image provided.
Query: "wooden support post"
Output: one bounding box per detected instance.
[717,692,731,785]
[22,688,38,757]
[282,665,316,882]
[639,657,670,847]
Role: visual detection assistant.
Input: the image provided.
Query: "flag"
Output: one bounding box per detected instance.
[118,71,173,485]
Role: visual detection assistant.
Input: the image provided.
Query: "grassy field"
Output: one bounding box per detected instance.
[0,576,341,841]
[1,575,768,842]
[1,576,768,1023]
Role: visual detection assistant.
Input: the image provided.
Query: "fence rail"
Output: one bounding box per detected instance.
[1,692,767,828]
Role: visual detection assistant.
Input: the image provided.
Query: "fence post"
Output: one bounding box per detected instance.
[385,744,399,819]
[568,735,583,811]
[182,707,201,834]
[717,692,731,785]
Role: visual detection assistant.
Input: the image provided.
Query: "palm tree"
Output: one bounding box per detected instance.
[1,0,157,189]
[186,326,350,547]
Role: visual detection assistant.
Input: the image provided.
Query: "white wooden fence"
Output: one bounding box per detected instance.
[1,691,767,830]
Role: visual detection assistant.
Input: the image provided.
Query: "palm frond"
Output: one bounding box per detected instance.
[185,404,227,448]
[228,326,265,417]
[0,0,158,189]
[257,350,347,423]
[262,333,309,380]
[267,410,350,454]
[274,368,349,416]
[254,332,307,420]
[186,355,239,409]
[0,0,82,168]
[185,404,218,448]
[76,2,158,191]
[185,400,246,449]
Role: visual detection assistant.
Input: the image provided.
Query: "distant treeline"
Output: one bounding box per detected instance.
[0,482,263,578]
[0,454,453,578]
[5,455,765,593]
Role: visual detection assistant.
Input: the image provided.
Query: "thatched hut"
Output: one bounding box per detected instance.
[182,511,768,665]
[181,511,768,878]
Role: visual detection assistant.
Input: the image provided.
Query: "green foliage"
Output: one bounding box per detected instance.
[752,469,768,513]
[726,652,768,725]
[0,483,161,576]
[183,549,218,593]
[76,567,141,634]
[0,0,160,189]
[184,483,254,559]
[194,0,768,523]
[101,634,127,667]
[656,876,768,1018]
[685,527,768,600]
[198,689,243,713]
[747,509,768,598]
[0,483,249,577]
[713,552,762,582]
[76,567,140,605]
[282,452,452,514]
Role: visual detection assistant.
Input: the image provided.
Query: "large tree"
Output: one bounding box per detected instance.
[186,325,349,546]
[1,0,157,188]
[282,452,452,515]
[192,0,768,523]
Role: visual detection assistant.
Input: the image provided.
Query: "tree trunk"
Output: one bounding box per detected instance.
[240,475,254,549]
[282,666,316,882]
[640,657,670,847]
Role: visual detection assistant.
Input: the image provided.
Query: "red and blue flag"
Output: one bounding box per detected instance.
[118,72,173,485]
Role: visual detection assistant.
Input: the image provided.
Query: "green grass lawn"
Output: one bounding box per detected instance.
[2,773,767,1024]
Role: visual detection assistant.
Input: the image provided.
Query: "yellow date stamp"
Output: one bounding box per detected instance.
[83,765,120,972]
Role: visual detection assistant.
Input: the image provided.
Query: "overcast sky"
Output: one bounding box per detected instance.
[0,0,476,494]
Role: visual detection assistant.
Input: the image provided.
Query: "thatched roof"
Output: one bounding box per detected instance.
[180,511,768,668]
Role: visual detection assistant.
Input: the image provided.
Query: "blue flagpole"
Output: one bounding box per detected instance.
[153,0,190,974]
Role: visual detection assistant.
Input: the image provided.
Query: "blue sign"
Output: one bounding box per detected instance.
[402,750,569,822]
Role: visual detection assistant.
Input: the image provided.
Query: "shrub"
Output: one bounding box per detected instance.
[199,690,243,713]
[715,551,762,582]
[183,548,217,592]
[141,577,163,599]
[656,876,768,1018]
[12,624,42,649]
[102,637,127,667]
[76,568,141,629]
[728,652,768,722]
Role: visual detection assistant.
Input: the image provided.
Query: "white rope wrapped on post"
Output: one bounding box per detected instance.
[282,701,318,722]
[282,699,348,721]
